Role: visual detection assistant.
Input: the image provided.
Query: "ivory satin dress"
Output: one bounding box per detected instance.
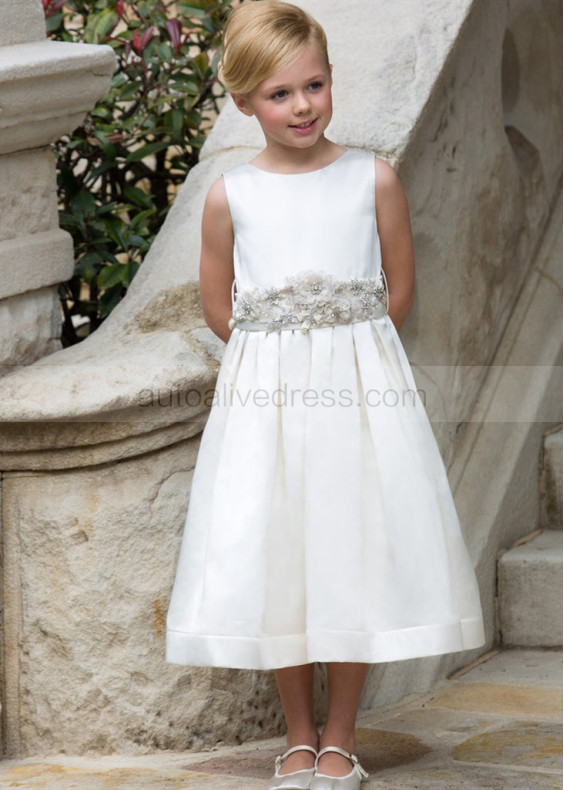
[166,148,486,670]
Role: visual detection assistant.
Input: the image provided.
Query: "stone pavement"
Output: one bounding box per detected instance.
[0,647,561,789]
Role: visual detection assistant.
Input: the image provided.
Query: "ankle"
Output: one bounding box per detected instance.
[319,728,356,753]
[286,726,319,749]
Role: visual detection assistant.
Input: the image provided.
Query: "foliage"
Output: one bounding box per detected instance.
[44,0,233,344]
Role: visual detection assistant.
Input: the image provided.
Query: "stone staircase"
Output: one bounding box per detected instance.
[497,426,563,647]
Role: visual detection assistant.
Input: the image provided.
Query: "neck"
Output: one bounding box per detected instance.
[257,136,343,173]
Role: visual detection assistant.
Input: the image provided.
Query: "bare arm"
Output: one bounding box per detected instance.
[375,158,415,332]
[199,176,235,344]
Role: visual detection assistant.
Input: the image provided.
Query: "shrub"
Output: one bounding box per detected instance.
[44,0,234,344]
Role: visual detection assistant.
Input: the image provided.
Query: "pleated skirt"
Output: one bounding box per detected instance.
[166,314,486,669]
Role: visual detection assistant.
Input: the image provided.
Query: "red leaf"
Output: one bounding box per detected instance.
[116,0,125,17]
[166,18,182,50]
[140,26,155,51]
[132,29,141,54]
[42,0,65,13]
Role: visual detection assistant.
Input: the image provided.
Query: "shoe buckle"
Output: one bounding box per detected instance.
[350,753,369,779]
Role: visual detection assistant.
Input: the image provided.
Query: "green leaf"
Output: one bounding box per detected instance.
[129,209,155,231]
[119,81,141,101]
[176,4,208,18]
[95,202,121,216]
[122,260,140,286]
[98,263,126,289]
[126,141,170,162]
[193,52,209,74]
[122,184,154,210]
[75,252,103,282]
[89,160,117,180]
[71,190,97,215]
[99,285,124,318]
[86,8,118,44]
[104,218,128,249]
[45,12,65,33]
[90,106,112,120]
[157,42,173,60]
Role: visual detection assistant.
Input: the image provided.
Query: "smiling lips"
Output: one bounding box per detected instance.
[290,118,318,133]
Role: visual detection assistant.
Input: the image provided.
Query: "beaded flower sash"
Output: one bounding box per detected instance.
[228,269,388,334]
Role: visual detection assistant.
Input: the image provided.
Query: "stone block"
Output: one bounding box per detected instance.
[0,229,74,299]
[541,428,563,530]
[0,287,61,370]
[0,41,117,156]
[0,149,60,242]
[0,1,46,47]
[1,441,285,757]
[498,531,563,647]
[427,681,561,720]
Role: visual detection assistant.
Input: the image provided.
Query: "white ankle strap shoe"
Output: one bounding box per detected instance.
[267,744,318,789]
[310,746,369,789]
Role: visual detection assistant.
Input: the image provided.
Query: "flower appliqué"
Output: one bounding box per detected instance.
[228,269,388,334]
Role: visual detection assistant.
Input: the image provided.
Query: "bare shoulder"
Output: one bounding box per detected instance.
[201,175,233,242]
[374,156,403,195]
[373,155,411,224]
[204,175,230,214]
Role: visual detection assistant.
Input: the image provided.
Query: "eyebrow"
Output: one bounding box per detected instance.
[267,73,326,91]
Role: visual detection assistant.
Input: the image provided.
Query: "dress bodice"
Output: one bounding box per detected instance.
[222,148,383,291]
[222,148,387,333]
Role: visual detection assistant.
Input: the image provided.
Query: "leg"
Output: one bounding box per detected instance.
[273,663,320,775]
[317,662,370,777]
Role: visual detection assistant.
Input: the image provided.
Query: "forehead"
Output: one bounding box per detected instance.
[258,42,329,90]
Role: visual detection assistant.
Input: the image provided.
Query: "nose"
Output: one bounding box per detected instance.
[293,90,311,115]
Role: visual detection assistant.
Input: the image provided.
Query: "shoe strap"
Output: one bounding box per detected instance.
[275,744,318,770]
[315,746,369,779]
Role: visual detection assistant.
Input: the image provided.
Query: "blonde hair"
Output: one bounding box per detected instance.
[219,1,330,96]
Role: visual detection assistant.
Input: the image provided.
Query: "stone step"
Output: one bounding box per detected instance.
[498,530,563,647]
[540,427,563,530]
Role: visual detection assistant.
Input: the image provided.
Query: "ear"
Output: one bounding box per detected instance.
[231,93,254,117]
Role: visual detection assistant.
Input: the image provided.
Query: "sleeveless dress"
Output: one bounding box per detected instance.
[166,148,486,670]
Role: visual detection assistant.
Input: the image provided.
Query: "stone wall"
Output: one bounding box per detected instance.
[0,0,561,758]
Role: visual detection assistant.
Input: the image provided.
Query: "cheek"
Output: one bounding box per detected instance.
[312,88,332,114]
[261,105,288,126]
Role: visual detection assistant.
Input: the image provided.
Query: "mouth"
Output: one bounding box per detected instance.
[289,118,317,130]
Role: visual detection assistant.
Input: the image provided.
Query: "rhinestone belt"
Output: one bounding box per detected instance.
[228,269,388,334]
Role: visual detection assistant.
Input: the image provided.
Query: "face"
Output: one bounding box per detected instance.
[232,42,333,155]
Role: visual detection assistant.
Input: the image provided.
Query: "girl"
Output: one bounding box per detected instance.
[166,2,486,788]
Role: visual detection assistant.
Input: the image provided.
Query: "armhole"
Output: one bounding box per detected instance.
[219,172,236,234]
[371,155,389,312]
[219,171,238,311]
[372,155,379,232]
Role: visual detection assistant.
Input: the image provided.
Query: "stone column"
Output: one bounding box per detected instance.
[0,0,116,370]
[0,0,116,757]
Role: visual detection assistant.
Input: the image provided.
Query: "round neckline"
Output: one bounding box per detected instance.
[245,148,351,176]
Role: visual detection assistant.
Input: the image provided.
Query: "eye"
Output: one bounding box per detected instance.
[271,89,288,100]
[308,81,324,91]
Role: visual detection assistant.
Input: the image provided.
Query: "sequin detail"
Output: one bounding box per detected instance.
[228,270,388,334]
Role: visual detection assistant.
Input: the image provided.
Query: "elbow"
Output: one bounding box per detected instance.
[202,305,233,344]
[387,287,414,333]
[388,286,414,317]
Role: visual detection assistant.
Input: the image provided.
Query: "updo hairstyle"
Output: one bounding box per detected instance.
[219,0,330,96]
